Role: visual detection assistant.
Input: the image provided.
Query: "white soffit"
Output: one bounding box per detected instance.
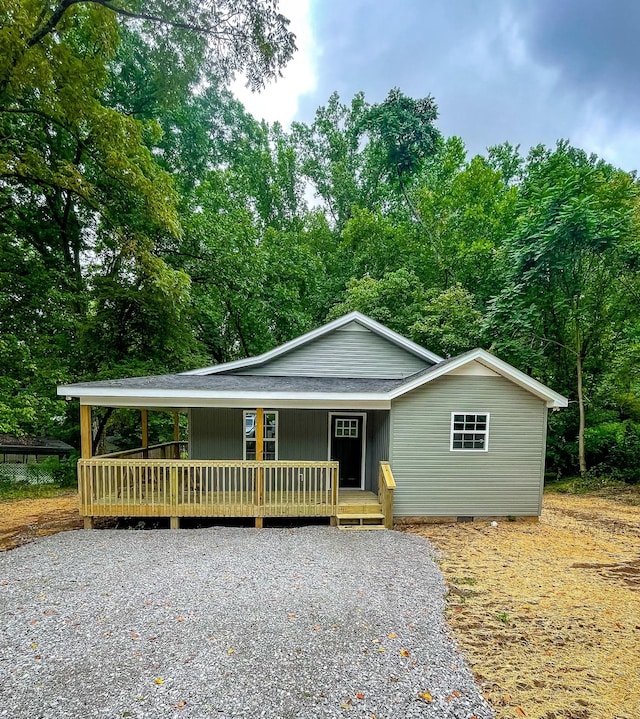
[448,361,500,377]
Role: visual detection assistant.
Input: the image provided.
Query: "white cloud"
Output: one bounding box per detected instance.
[231,0,317,127]
[571,100,640,173]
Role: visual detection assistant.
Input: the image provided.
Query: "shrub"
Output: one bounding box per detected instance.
[585,420,640,484]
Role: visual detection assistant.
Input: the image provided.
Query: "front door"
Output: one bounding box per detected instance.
[330,414,364,489]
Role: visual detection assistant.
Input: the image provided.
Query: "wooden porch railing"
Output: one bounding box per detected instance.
[100,441,188,460]
[77,458,339,519]
[378,461,396,529]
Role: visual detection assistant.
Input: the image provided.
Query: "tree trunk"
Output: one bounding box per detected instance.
[92,408,114,456]
[576,352,587,476]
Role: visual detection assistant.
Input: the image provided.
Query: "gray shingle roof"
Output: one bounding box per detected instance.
[0,434,74,454]
[65,373,407,393]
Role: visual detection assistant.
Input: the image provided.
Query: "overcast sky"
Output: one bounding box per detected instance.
[233,0,640,172]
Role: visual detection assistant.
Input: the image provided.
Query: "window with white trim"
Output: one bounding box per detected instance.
[244,410,278,460]
[450,412,489,451]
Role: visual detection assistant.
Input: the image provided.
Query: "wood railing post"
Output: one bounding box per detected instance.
[255,409,264,527]
[170,465,179,529]
[379,462,396,529]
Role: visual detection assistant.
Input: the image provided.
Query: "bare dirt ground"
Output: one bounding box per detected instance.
[1,488,639,718]
[404,488,640,719]
[0,493,83,551]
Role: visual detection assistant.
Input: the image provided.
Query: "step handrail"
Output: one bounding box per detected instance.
[378,461,396,529]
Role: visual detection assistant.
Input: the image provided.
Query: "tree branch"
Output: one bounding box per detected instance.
[28,0,84,48]
[93,1,248,39]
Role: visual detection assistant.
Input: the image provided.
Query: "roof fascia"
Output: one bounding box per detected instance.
[182,311,443,376]
[57,385,391,410]
[389,350,568,408]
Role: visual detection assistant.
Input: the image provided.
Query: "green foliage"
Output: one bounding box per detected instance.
[340,208,420,281]
[544,474,627,494]
[292,92,382,229]
[585,421,640,483]
[0,0,295,441]
[0,480,74,502]
[25,455,77,487]
[327,269,427,336]
[360,88,441,183]
[417,150,517,298]
[487,141,638,473]
[411,285,484,357]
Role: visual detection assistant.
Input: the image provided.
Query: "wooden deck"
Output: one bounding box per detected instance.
[77,447,395,529]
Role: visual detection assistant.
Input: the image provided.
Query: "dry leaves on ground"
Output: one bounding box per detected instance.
[403,489,640,719]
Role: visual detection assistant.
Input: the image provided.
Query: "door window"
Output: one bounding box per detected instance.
[334,418,359,438]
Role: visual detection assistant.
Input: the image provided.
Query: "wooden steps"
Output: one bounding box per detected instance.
[336,490,387,529]
[335,511,386,530]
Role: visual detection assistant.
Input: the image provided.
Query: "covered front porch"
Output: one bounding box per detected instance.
[77,406,395,529]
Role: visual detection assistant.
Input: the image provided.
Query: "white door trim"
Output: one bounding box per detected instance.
[327,412,367,490]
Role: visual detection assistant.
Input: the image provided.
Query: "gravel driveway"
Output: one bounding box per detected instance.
[0,527,493,718]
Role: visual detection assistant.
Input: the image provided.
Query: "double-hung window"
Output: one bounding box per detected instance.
[244,410,278,460]
[450,412,489,451]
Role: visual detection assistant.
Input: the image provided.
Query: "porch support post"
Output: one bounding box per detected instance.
[255,408,264,525]
[255,408,264,461]
[80,405,92,459]
[141,409,149,450]
[173,412,180,458]
[79,404,93,529]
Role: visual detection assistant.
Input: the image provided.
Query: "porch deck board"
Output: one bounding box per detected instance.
[86,490,342,518]
[85,490,381,519]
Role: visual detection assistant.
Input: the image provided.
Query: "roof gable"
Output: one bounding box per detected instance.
[390,349,568,408]
[184,312,443,379]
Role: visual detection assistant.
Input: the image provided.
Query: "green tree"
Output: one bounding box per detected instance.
[411,285,484,357]
[292,92,378,229]
[361,87,441,220]
[0,0,295,436]
[416,139,517,300]
[488,142,638,475]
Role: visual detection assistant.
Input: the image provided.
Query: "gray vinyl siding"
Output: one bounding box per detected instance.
[190,408,391,488]
[365,411,390,491]
[190,408,243,459]
[277,410,328,461]
[190,408,327,461]
[232,324,429,378]
[389,376,548,517]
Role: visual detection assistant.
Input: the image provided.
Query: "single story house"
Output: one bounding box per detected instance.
[58,311,567,529]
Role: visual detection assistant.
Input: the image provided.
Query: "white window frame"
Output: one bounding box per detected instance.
[243,410,279,460]
[334,418,359,438]
[450,412,490,452]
